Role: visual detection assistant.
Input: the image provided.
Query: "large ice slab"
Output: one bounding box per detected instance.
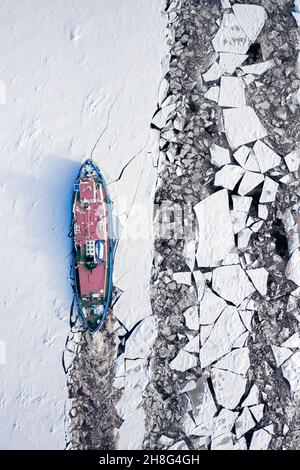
[253,140,281,173]
[194,190,235,267]
[125,316,156,359]
[250,428,272,450]
[223,107,267,149]
[238,171,264,196]
[117,407,146,450]
[235,407,256,439]
[189,378,217,427]
[212,13,251,54]
[211,368,247,409]
[246,268,269,296]
[212,265,256,306]
[199,287,227,325]
[169,349,198,372]
[210,144,231,167]
[271,345,293,367]
[218,76,246,108]
[232,4,267,42]
[214,165,245,190]
[200,306,246,368]
[214,347,250,376]
[219,52,248,74]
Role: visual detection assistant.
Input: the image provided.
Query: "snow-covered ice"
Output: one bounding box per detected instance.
[0,0,165,449]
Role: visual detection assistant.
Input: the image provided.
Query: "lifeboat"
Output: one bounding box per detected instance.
[72,159,113,332]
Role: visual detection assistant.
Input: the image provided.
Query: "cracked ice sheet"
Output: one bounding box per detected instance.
[200,306,246,368]
[0,0,165,450]
[212,264,256,306]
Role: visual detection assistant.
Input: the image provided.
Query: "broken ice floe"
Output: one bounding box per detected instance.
[194,190,235,267]
[259,176,279,203]
[232,195,252,212]
[183,334,200,354]
[249,427,272,450]
[223,107,267,149]
[218,76,246,108]
[232,4,267,42]
[214,165,245,190]
[239,60,274,76]
[241,383,260,407]
[204,86,220,103]
[199,286,227,325]
[199,306,246,368]
[211,367,247,409]
[231,210,248,234]
[193,270,207,301]
[184,306,200,331]
[235,407,256,439]
[212,264,255,306]
[210,144,231,167]
[188,378,217,427]
[246,268,269,296]
[218,52,248,75]
[271,345,293,367]
[250,404,264,423]
[169,349,197,372]
[284,150,300,172]
[125,316,156,360]
[202,62,223,82]
[173,271,192,285]
[253,140,281,173]
[282,332,300,349]
[212,13,251,55]
[214,347,250,376]
[238,171,264,196]
[258,204,268,220]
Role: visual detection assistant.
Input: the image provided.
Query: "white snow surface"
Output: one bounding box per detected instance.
[0,0,165,449]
